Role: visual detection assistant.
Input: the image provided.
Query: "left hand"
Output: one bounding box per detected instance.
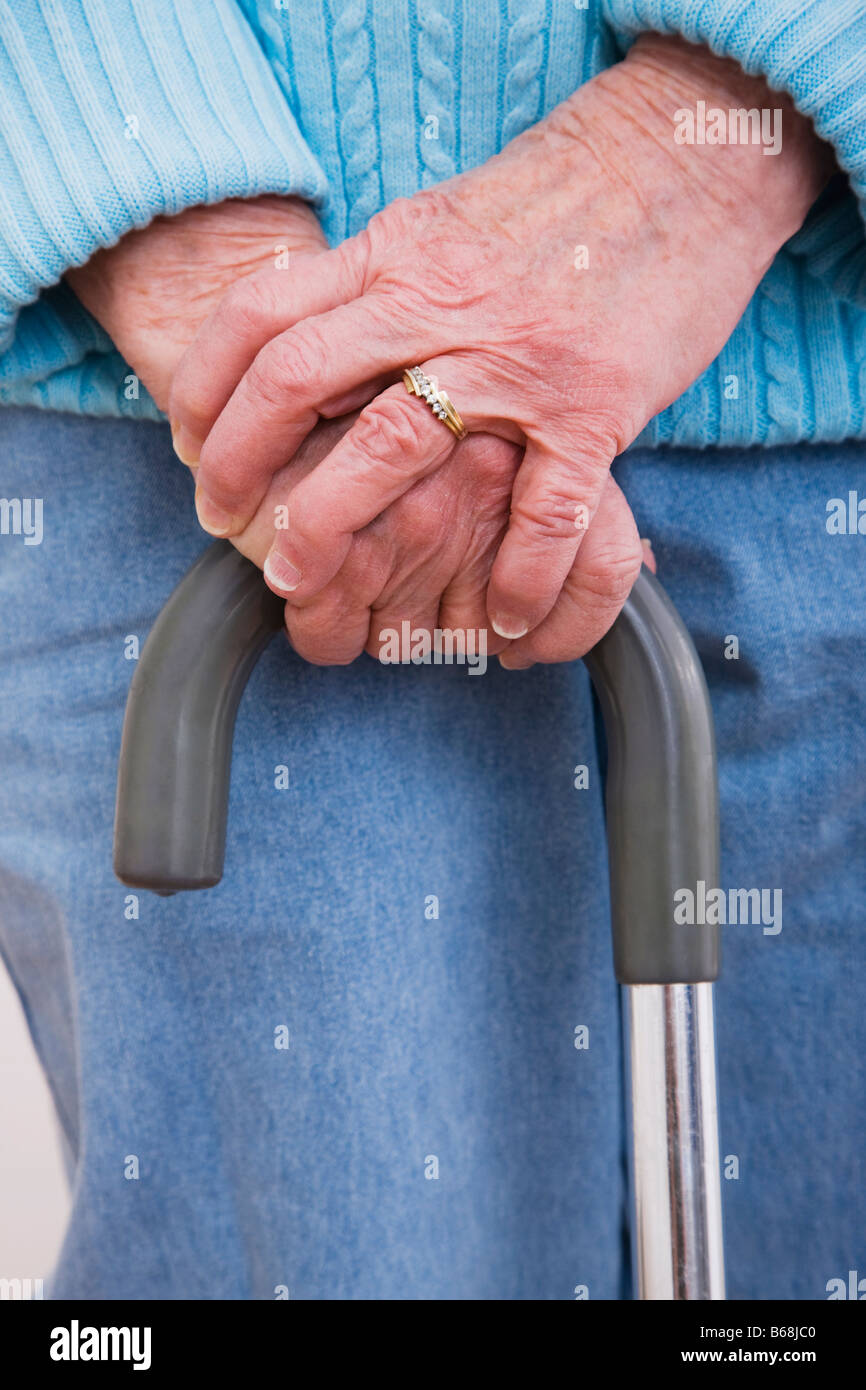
[169,33,831,641]
[66,195,327,412]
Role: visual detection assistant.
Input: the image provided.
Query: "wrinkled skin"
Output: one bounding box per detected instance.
[225,418,645,668]
[67,195,328,408]
[71,34,829,668]
[68,199,579,667]
[169,34,830,661]
[69,194,645,667]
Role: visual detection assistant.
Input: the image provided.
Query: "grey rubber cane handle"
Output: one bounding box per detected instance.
[584,568,720,984]
[113,542,284,894]
[114,546,720,983]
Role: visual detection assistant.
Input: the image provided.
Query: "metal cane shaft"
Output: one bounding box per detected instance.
[114,551,727,1300]
[625,983,725,1300]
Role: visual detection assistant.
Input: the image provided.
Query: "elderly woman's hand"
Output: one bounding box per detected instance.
[227,415,518,665]
[224,414,647,669]
[65,185,643,667]
[170,32,831,646]
[66,195,327,414]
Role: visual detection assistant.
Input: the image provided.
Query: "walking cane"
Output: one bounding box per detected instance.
[113,541,725,1300]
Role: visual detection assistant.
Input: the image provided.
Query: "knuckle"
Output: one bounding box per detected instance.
[382,190,499,307]
[462,434,521,494]
[342,225,374,291]
[390,508,440,559]
[352,396,436,471]
[513,483,590,544]
[581,537,644,606]
[244,352,290,416]
[549,411,624,470]
[217,275,276,341]
[286,613,363,667]
[248,328,327,410]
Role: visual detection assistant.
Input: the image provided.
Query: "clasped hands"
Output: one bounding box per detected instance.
[69,35,830,669]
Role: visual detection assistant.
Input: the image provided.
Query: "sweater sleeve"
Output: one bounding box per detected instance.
[0,0,328,417]
[602,0,866,307]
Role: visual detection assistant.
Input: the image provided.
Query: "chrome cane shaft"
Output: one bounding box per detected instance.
[625,983,725,1299]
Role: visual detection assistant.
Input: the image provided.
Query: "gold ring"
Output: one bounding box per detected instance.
[402,366,467,441]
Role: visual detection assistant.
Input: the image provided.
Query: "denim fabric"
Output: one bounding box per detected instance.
[0,406,863,1300]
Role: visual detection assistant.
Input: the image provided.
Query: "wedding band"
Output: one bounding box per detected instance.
[402,366,467,440]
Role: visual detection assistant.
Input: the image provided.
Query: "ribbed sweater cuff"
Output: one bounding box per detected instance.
[0,0,328,354]
[603,0,866,305]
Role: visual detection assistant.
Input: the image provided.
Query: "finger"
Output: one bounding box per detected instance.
[218,414,359,571]
[436,599,504,661]
[289,452,463,667]
[364,518,486,670]
[437,550,508,660]
[485,430,614,641]
[497,647,535,671]
[500,475,643,666]
[168,239,367,462]
[366,596,444,669]
[283,543,389,667]
[284,597,371,667]
[434,428,520,659]
[262,364,471,599]
[191,301,451,540]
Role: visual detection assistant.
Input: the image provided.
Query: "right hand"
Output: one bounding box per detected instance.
[168,35,827,646]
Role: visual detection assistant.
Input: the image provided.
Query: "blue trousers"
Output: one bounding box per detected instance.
[0,406,863,1299]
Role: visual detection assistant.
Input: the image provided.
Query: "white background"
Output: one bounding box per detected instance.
[0,960,70,1292]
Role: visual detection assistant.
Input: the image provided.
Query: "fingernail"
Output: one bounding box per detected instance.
[499,652,534,671]
[171,421,202,466]
[194,487,235,537]
[640,537,657,573]
[491,617,529,640]
[264,549,302,593]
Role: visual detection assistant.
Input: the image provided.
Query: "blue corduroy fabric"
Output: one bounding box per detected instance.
[0,1,865,446]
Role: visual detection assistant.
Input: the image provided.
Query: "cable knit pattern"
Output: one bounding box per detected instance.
[329,0,382,235]
[670,373,712,449]
[0,0,865,451]
[500,0,546,146]
[239,0,298,115]
[760,258,811,447]
[416,0,457,187]
[789,193,866,305]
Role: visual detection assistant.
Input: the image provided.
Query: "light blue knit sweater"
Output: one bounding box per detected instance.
[1,0,864,449]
